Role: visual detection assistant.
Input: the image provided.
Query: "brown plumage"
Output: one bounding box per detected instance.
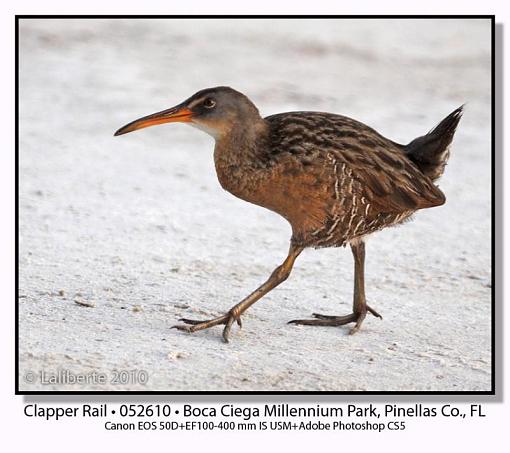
[115,86,463,342]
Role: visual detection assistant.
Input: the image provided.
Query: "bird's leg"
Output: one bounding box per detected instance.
[289,240,382,334]
[173,244,303,342]
[349,241,382,333]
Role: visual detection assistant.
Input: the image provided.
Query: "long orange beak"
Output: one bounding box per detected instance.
[114,104,193,136]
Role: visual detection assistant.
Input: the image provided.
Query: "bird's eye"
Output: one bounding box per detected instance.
[203,98,216,109]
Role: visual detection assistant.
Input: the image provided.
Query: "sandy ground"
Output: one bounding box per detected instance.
[18,18,492,391]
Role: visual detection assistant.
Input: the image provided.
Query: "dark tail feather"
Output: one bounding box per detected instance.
[404,105,464,181]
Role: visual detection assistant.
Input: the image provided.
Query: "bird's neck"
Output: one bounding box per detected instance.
[213,119,271,199]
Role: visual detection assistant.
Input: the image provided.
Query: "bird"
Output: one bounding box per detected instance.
[115,86,462,343]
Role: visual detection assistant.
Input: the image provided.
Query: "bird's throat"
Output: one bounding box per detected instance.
[213,119,271,200]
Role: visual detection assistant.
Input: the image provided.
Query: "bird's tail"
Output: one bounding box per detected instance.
[403,106,464,181]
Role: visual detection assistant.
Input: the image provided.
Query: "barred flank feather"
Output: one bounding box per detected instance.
[404,106,463,181]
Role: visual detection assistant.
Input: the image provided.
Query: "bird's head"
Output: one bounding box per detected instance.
[114,86,261,140]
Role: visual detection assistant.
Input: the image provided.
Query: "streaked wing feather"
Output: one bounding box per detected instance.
[266,111,445,215]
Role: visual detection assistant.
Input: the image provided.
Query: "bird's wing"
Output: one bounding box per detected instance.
[265,111,446,214]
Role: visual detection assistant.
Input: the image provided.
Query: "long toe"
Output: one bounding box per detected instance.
[367,305,383,319]
[288,313,358,327]
[177,318,209,325]
[312,313,357,322]
[172,312,240,340]
[288,307,383,331]
[171,324,193,332]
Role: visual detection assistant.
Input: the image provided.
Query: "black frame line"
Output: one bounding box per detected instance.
[14,14,496,396]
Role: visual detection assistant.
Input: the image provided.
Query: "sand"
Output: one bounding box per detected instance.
[18,18,492,391]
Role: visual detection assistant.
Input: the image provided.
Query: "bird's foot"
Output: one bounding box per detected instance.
[288,305,382,335]
[172,310,243,343]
